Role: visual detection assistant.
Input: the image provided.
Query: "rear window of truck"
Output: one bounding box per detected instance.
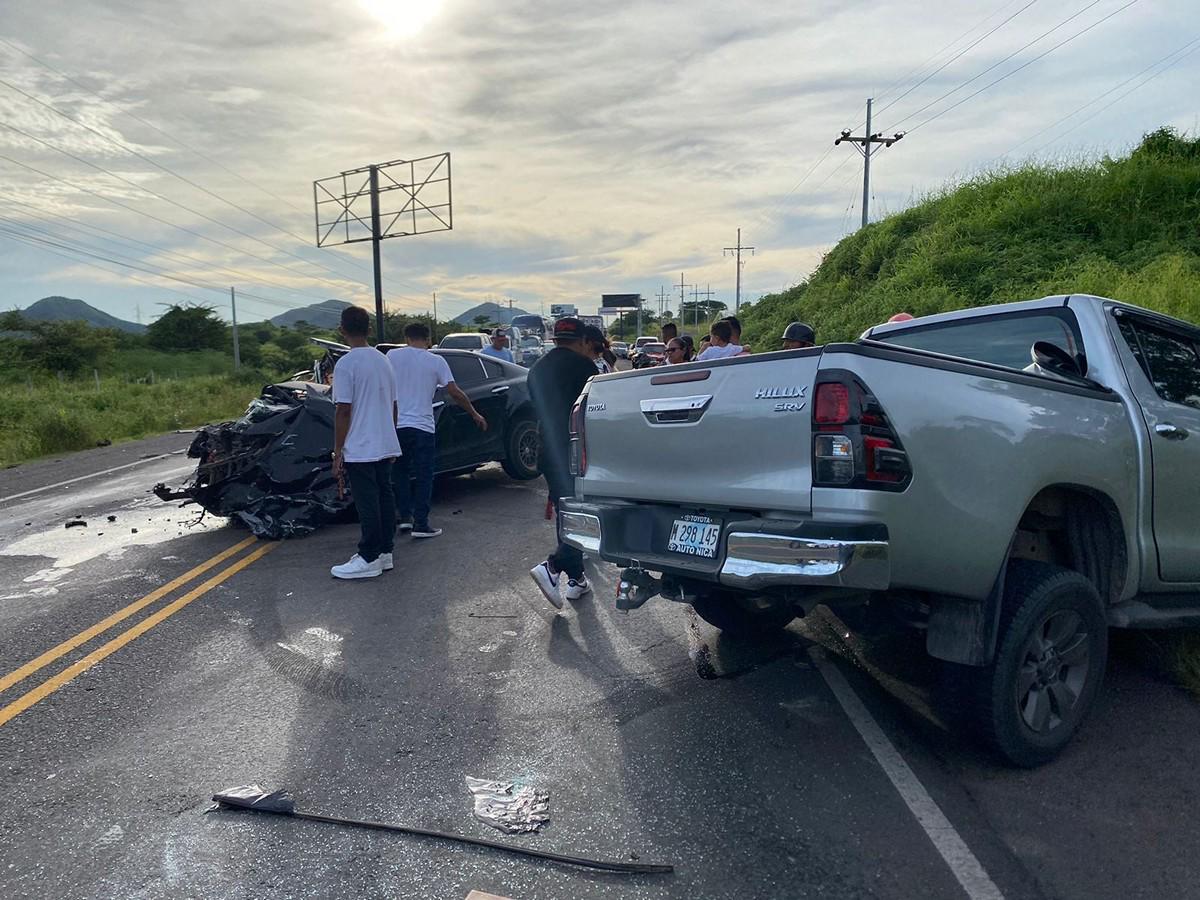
[876,310,1084,371]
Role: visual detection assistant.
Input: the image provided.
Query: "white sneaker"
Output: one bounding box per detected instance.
[331,554,383,580]
[411,526,442,539]
[529,561,563,610]
[379,552,394,571]
[564,576,591,601]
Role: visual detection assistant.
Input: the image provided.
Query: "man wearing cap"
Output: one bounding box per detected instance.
[481,329,514,363]
[527,317,598,609]
[781,322,816,350]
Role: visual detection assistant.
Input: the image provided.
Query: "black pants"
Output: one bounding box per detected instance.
[345,459,395,563]
[393,427,437,528]
[548,499,584,579]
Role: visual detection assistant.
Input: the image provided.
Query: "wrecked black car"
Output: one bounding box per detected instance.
[155,342,541,539]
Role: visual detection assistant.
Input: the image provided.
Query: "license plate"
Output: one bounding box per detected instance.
[668,516,720,558]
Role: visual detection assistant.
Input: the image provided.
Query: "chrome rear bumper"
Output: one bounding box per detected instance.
[558,501,889,593]
[718,532,889,591]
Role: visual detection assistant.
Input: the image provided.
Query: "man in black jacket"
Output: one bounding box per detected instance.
[527,317,598,610]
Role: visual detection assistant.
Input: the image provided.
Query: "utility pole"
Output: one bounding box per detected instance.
[692,284,715,328]
[508,296,513,325]
[835,98,904,229]
[432,291,438,343]
[656,285,669,317]
[230,286,241,370]
[723,228,755,314]
[677,272,691,317]
[367,164,386,340]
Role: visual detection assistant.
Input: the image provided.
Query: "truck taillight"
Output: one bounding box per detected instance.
[812,374,910,490]
[569,397,587,476]
[814,383,850,424]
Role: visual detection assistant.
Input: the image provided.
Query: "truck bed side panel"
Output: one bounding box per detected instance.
[815,346,1139,601]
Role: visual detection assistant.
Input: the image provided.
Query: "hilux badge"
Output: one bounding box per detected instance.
[754,386,806,400]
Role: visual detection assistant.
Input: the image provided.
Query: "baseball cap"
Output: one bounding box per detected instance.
[553,317,584,341]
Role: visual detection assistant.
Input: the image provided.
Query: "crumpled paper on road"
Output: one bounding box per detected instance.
[465,776,550,834]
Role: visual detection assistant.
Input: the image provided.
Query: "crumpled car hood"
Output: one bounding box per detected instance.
[155,382,349,539]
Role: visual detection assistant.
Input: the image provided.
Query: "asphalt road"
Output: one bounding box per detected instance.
[1,436,1198,900]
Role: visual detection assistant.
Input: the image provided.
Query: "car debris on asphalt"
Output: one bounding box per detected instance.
[209,784,672,875]
[465,776,550,834]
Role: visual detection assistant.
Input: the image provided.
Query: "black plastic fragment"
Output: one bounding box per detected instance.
[65,520,86,529]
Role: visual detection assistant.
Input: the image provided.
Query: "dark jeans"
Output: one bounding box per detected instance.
[393,428,437,528]
[548,499,584,579]
[345,459,395,563]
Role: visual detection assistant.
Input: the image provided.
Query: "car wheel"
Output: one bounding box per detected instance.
[690,591,795,636]
[971,560,1107,767]
[500,417,541,480]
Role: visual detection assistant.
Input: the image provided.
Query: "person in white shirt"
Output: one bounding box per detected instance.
[480,329,514,363]
[387,322,488,538]
[695,319,743,361]
[330,306,401,580]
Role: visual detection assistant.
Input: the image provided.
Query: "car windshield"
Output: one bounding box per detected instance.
[439,335,482,349]
[521,337,540,347]
[644,343,666,353]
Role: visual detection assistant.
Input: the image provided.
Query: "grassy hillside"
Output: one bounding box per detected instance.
[741,128,1200,348]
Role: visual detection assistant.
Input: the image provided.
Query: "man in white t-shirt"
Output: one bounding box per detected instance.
[331,306,401,580]
[695,319,743,361]
[387,322,488,539]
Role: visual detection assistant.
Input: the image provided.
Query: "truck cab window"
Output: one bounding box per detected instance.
[1121,320,1200,409]
[878,312,1082,371]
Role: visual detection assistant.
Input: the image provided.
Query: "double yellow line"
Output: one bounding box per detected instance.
[0,535,277,728]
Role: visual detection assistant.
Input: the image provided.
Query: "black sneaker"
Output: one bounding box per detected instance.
[412,525,442,539]
[398,519,413,533]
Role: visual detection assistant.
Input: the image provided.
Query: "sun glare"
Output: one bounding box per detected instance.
[358,0,445,38]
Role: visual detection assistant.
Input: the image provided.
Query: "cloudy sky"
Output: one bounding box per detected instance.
[1,0,1197,324]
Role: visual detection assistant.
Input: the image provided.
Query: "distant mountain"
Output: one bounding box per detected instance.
[21,296,145,333]
[269,299,352,329]
[452,302,532,326]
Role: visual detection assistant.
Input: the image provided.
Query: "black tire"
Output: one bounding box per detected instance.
[500,417,541,480]
[690,591,795,636]
[971,560,1107,767]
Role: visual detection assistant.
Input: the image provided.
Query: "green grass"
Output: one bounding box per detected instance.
[0,369,270,467]
[101,348,235,380]
[740,128,1200,349]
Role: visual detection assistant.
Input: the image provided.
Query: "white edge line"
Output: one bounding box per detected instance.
[0,450,186,505]
[810,647,1006,900]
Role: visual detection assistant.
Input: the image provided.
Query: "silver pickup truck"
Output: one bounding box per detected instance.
[559,294,1200,765]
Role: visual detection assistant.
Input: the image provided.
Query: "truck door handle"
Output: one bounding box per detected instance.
[433,401,445,409]
[491,385,510,394]
[1155,423,1189,440]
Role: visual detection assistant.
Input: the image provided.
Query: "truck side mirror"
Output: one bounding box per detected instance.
[1031,341,1084,379]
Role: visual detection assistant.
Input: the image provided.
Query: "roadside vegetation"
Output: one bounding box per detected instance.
[739,127,1200,347]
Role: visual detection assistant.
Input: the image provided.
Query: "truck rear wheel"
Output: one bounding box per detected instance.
[972,560,1107,767]
[690,591,795,636]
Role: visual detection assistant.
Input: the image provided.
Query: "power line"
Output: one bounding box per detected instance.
[0,118,363,296]
[0,219,310,312]
[872,0,1042,120]
[1,195,348,306]
[1004,36,1200,158]
[871,0,1034,109]
[0,36,312,218]
[0,213,314,313]
[835,99,905,230]
[0,72,378,288]
[899,0,1140,136]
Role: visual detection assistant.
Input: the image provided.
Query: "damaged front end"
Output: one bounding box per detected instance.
[154,381,349,540]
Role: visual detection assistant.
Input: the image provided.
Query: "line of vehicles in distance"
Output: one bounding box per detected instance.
[436,313,607,367]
